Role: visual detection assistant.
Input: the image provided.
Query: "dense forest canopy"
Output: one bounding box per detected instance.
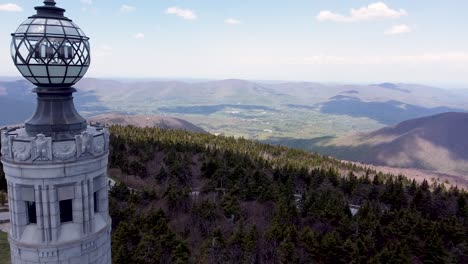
[0,126,467,263]
[106,126,468,264]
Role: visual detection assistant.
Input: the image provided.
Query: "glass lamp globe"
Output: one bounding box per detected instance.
[10,0,90,87]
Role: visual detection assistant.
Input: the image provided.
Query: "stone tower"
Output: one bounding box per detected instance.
[1,1,112,263]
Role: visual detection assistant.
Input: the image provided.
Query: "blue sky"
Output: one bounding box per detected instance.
[1,0,467,87]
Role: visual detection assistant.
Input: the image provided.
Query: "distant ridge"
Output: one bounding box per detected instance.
[331,112,468,176]
[0,97,34,126]
[375,83,411,93]
[89,113,207,133]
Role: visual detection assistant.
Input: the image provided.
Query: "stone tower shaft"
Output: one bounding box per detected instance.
[2,1,112,263]
[1,126,112,263]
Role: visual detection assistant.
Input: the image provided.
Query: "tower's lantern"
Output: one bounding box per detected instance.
[2,1,112,263]
[10,0,91,137]
[11,0,90,87]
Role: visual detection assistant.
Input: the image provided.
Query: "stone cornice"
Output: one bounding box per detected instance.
[1,125,110,164]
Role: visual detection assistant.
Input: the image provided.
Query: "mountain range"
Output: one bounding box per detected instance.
[2,78,467,138]
[1,77,468,183]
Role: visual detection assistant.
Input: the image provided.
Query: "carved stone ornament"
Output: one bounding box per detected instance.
[39,249,57,258]
[34,134,52,161]
[12,246,20,256]
[81,131,93,154]
[1,131,12,158]
[104,127,110,151]
[94,135,105,154]
[76,131,94,158]
[53,141,77,161]
[13,141,32,161]
[82,241,96,252]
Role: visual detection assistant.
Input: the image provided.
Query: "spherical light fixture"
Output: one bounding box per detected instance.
[11,0,90,87]
[10,0,91,137]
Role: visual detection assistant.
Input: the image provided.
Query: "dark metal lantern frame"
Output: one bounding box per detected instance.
[11,1,90,87]
[10,0,91,137]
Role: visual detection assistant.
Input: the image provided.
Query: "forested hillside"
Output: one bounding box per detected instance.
[107,126,468,263]
[1,126,467,262]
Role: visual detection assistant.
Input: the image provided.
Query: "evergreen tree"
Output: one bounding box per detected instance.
[422,231,450,264]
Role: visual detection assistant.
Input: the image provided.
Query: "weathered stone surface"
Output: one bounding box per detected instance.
[0,212,10,222]
[2,125,112,264]
[1,125,109,164]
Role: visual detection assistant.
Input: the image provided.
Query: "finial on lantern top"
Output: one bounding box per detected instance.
[33,0,67,19]
[43,0,57,6]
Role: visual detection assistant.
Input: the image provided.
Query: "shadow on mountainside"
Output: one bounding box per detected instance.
[264,136,468,185]
[318,96,464,125]
[263,136,371,163]
[266,113,468,177]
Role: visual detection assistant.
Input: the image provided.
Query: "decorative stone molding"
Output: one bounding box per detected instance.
[104,127,110,150]
[1,131,13,158]
[53,141,77,161]
[13,141,32,161]
[34,134,52,161]
[39,249,58,258]
[1,125,109,164]
[77,131,94,157]
[82,240,97,253]
[11,245,21,256]
[94,135,105,154]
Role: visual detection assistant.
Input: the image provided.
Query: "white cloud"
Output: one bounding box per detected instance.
[0,3,23,12]
[385,24,412,35]
[120,4,136,13]
[166,7,197,20]
[317,2,407,22]
[225,18,241,25]
[134,33,145,39]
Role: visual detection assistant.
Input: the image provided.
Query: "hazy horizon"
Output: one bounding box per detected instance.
[1,1,467,85]
[1,75,467,90]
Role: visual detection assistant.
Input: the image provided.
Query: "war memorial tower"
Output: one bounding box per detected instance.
[1,1,112,263]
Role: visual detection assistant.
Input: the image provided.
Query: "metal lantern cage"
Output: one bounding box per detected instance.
[9,0,92,136]
[10,1,90,87]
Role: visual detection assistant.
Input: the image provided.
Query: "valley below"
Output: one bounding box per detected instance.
[1,77,468,186]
